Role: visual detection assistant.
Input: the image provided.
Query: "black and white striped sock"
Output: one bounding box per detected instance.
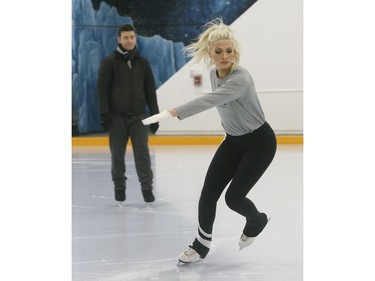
[197,225,212,249]
[190,225,212,258]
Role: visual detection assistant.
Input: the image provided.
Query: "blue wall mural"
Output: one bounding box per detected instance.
[72,0,257,135]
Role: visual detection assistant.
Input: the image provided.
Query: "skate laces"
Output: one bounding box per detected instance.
[240,234,249,241]
[184,247,198,257]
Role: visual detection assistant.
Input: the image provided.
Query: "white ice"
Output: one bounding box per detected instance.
[72,145,303,281]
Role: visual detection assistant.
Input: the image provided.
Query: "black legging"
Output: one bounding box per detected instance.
[198,121,277,234]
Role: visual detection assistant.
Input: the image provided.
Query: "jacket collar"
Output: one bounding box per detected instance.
[114,45,139,61]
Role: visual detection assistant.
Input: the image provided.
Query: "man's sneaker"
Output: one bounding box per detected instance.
[114,186,126,202]
[239,213,270,250]
[142,189,155,202]
[178,247,201,263]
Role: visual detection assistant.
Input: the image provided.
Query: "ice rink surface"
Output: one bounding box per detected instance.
[72,144,303,281]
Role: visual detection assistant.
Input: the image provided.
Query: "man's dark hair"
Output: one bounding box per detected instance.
[117,24,136,37]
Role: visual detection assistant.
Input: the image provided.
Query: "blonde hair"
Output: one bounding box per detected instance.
[184,18,240,72]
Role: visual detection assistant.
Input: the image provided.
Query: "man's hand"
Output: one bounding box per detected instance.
[150,123,159,134]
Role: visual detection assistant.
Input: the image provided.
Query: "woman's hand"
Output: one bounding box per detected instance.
[142,110,175,125]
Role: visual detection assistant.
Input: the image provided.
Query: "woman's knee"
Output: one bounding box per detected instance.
[225,191,241,210]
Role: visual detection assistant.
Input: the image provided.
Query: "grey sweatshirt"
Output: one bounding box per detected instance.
[175,66,265,136]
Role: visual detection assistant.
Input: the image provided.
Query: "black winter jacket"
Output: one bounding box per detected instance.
[97,48,159,116]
